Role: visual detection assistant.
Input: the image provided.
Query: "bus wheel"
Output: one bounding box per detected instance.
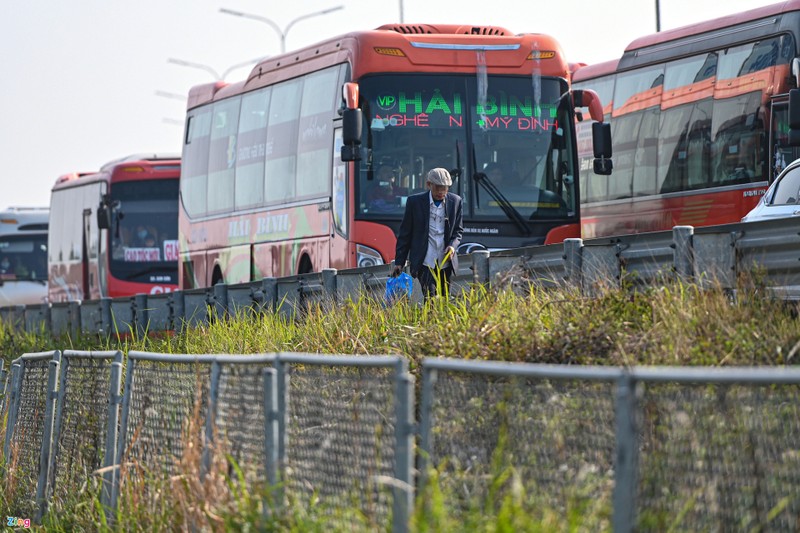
[298,255,313,275]
[211,267,224,286]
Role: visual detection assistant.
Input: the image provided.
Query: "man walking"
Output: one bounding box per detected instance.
[392,168,463,298]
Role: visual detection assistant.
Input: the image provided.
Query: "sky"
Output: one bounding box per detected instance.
[0,0,774,208]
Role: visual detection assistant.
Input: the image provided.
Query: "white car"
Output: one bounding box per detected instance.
[742,158,800,222]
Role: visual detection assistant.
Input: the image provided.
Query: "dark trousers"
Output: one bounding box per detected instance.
[417,264,453,299]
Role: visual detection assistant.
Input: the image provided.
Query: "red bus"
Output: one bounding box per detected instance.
[572,0,800,238]
[178,23,609,287]
[48,154,180,302]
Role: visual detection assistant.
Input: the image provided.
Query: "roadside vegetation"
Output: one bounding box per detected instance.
[1,273,798,530]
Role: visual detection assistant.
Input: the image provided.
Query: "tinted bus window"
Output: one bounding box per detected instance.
[265,78,302,204]
[614,65,664,113]
[297,67,338,198]
[208,97,241,214]
[235,87,270,210]
[182,109,212,217]
[664,53,716,90]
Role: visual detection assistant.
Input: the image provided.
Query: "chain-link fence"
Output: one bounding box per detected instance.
[2,351,61,520]
[419,359,800,532]
[5,352,800,531]
[277,353,413,532]
[49,350,122,514]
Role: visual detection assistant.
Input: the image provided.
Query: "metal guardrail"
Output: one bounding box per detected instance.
[1,219,800,338]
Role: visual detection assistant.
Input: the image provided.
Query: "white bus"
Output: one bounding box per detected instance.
[0,207,49,306]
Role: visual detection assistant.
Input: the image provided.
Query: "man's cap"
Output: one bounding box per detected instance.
[426,168,452,186]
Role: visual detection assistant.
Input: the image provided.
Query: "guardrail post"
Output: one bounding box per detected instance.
[322,268,338,303]
[672,225,694,282]
[171,290,186,333]
[261,277,278,313]
[471,250,491,287]
[68,301,81,338]
[563,238,583,291]
[99,297,112,336]
[134,294,148,337]
[212,283,229,321]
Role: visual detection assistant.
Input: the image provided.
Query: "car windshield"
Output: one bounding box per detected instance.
[770,166,800,205]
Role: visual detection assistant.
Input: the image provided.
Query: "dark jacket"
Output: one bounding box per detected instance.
[394,190,463,277]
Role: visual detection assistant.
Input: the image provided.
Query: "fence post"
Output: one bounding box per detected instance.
[35,352,62,522]
[101,353,124,518]
[111,356,137,512]
[393,367,415,533]
[203,360,221,478]
[263,367,280,515]
[672,225,694,282]
[563,238,583,291]
[612,373,638,533]
[417,365,438,494]
[472,250,491,287]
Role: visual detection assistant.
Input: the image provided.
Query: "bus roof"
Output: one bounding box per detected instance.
[0,206,48,232]
[625,0,800,54]
[187,23,570,109]
[571,58,620,83]
[52,154,181,191]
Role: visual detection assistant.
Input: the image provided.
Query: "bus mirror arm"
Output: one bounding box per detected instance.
[788,88,800,146]
[572,89,604,123]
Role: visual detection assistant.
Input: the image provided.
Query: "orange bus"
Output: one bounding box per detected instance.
[48,154,180,302]
[572,0,800,238]
[178,23,610,287]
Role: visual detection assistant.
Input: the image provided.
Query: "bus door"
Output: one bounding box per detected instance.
[769,95,800,181]
[81,208,92,300]
[330,128,349,269]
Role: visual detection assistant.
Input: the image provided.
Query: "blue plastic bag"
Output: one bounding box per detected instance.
[385,272,412,304]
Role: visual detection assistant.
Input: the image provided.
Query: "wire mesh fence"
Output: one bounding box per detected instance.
[49,350,122,513]
[278,354,412,531]
[635,379,800,531]
[2,351,60,519]
[5,351,800,531]
[419,360,619,527]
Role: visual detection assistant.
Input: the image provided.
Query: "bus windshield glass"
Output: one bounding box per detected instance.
[356,74,575,221]
[109,179,179,284]
[0,234,47,281]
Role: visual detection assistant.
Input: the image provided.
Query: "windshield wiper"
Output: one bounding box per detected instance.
[123,266,175,281]
[473,172,531,236]
[471,146,530,236]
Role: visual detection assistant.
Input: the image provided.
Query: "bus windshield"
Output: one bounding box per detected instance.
[109,179,179,284]
[0,234,47,281]
[356,74,575,224]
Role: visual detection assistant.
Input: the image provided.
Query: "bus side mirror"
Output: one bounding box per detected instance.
[341,107,363,161]
[592,122,613,175]
[97,203,110,230]
[789,89,800,146]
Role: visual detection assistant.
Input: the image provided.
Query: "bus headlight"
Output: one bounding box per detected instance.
[356,244,384,268]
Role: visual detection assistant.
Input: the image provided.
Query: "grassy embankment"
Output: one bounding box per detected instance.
[1,272,798,530]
